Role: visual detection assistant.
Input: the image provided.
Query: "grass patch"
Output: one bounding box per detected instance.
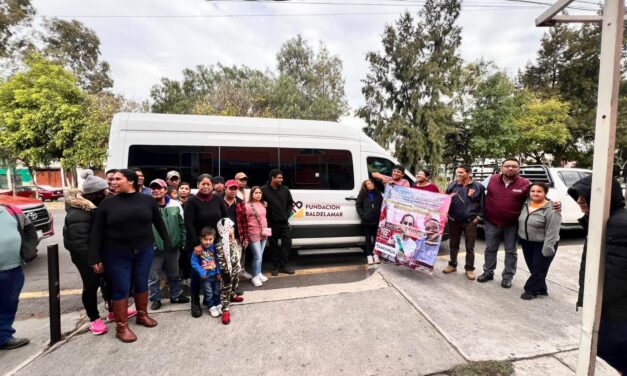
[449,360,514,376]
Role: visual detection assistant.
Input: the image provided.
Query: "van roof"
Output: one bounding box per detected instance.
[114,112,369,142]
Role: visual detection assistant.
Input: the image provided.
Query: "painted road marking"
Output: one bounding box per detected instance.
[19,264,370,298]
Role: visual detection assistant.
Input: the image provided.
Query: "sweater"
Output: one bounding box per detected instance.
[0,205,22,270]
[241,201,269,242]
[484,174,531,227]
[184,193,228,249]
[517,199,561,257]
[152,196,186,252]
[261,183,294,224]
[413,183,440,193]
[88,192,172,265]
[191,244,220,279]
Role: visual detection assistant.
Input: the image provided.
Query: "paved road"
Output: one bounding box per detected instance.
[17,205,586,320]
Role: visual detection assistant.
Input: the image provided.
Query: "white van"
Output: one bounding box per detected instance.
[106,113,415,248]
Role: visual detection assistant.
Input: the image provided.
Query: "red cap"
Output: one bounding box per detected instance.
[149,179,167,188]
[225,179,239,189]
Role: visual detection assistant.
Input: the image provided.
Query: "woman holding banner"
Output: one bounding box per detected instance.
[356,180,383,265]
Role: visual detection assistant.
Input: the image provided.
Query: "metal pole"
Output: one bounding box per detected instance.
[47,244,62,345]
[576,0,624,374]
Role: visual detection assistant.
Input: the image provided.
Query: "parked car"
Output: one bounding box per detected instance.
[0,185,37,199]
[0,194,54,243]
[37,185,64,201]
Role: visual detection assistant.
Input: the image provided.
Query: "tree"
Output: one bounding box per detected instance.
[0,54,107,174]
[357,1,463,172]
[513,91,571,164]
[41,18,113,93]
[0,0,34,58]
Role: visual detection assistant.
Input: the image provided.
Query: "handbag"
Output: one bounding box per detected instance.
[250,203,272,237]
[2,204,38,263]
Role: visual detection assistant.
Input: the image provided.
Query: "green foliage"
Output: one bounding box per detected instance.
[357,1,463,172]
[450,360,514,376]
[0,54,108,169]
[41,18,113,93]
[150,35,348,122]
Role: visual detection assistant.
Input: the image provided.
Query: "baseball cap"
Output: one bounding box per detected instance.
[149,179,167,188]
[225,179,239,189]
[234,172,248,180]
[166,170,180,180]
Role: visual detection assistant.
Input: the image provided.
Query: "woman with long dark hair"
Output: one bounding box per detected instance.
[89,169,172,343]
[356,179,383,265]
[184,174,228,318]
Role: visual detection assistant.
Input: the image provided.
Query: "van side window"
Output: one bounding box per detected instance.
[280,148,354,190]
[367,157,395,192]
[220,147,279,187]
[559,170,583,187]
[128,145,218,183]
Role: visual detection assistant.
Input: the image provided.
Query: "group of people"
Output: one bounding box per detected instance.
[60,167,296,343]
[357,160,627,373]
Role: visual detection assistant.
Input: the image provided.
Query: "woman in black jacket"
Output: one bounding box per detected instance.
[568,175,627,374]
[64,180,110,336]
[89,169,172,343]
[356,179,383,265]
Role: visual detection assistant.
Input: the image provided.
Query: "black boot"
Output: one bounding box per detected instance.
[191,295,202,318]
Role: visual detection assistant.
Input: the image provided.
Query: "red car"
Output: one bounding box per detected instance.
[0,194,54,243]
[0,186,37,198]
[37,185,64,201]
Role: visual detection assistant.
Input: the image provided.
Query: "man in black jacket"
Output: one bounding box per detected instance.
[261,169,295,276]
[443,165,485,280]
[568,175,627,374]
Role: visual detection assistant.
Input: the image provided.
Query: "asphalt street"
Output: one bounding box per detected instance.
[16,204,587,320]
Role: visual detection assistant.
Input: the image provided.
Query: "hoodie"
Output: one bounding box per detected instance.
[567,175,627,321]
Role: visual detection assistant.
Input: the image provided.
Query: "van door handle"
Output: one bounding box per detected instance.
[345,196,357,201]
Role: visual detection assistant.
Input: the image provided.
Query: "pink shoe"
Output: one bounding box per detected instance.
[89,318,108,335]
[107,309,136,321]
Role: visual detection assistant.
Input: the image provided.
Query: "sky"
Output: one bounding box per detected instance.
[31,0,599,111]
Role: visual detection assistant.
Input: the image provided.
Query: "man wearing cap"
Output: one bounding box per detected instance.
[166,170,181,190]
[212,176,225,198]
[234,172,249,201]
[148,179,190,310]
[223,179,253,282]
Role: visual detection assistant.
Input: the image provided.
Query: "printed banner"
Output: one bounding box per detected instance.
[374,185,452,272]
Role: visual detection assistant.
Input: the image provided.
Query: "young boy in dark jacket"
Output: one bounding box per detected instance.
[191,227,222,318]
[568,175,627,374]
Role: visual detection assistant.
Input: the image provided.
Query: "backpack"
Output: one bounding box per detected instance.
[1,204,38,263]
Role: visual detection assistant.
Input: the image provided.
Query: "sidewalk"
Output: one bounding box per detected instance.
[1,245,619,376]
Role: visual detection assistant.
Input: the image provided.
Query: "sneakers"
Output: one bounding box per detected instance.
[240,270,253,280]
[442,265,457,274]
[170,295,190,304]
[476,273,494,283]
[150,300,162,311]
[89,318,108,335]
[107,308,136,321]
[258,274,268,282]
[465,271,476,280]
[521,292,536,300]
[501,279,512,289]
[367,255,374,265]
[373,254,380,264]
[0,337,30,350]
[209,306,221,318]
[222,310,231,325]
[251,276,262,287]
[231,295,244,303]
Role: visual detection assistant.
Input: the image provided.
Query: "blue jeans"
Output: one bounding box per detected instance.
[483,221,519,280]
[103,245,154,301]
[149,251,183,302]
[0,266,24,346]
[201,276,220,308]
[249,239,267,277]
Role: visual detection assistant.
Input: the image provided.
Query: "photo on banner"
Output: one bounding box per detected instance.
[374,185,451,272]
